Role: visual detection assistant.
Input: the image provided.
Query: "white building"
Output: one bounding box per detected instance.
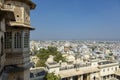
[45,55,120,80]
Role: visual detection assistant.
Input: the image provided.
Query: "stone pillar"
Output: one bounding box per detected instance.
[100,77,103,80]
[87,74,90,80]
[67,77,69,80]
[78,75,83,80]
[12,32,14,50]
[109,75,111,79]
[78,75,81,80]
[21,31,24,49]
[70,77,73,80]
[105,76,107,80]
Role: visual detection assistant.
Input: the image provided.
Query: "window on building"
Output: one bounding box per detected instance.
[115,67,118,71]
[1,36,4,56]
[103,69,105,72]
[5,32,12,49]
[14,32,22,48]
[111,67,113,70]
[24,31,29,48]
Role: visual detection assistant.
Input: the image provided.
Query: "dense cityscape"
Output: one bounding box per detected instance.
[30,40,120,80]
[1,0,120,80]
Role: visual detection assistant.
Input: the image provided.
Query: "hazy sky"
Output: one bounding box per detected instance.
[30,0,120,40]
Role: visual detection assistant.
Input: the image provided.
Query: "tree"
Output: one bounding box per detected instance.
[54,52,66,62]
[44,73,61,80]
[36,59,46,67]
[109,53,113,56]
[36,46,66,67]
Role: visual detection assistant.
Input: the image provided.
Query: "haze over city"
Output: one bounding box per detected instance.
[30,0,120,40]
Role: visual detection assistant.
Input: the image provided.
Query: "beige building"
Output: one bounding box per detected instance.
[45,55,120,80]
[0,0,36,80]
[98,60,119,80]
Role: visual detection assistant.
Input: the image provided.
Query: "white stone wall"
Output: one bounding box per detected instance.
[91,61,98,67]
[100,65,119,76]
[90,72,100,80]
[49,67,60,74]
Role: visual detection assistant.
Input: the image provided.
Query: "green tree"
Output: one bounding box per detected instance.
[36,46,66,67]
[36,59,46,67]
[44,73,61,80]
[109,53,113,56]
[54,52,66,62]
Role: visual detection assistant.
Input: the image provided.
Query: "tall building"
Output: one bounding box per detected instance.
[0,0,36,80]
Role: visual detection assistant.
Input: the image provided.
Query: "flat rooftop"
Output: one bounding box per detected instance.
[58,67,99,78]
[98,61,115,65]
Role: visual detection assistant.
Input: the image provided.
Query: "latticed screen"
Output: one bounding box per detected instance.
[24,31,29,48]
[14,32,22,48]
[5,32,12,49]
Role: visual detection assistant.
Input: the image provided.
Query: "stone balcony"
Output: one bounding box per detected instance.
[0,4,15,21]
[5,48,29,54]
[5,56,30,66]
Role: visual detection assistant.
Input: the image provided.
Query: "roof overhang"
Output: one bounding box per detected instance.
[5,0,36,9]
[8,21,35,30]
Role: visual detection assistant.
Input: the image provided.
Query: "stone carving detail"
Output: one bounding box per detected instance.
[14,6,22,22]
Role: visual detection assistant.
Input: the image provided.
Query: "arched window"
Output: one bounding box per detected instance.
[93,76,96,80]
[24,31,29,48]
[14,32,22,48]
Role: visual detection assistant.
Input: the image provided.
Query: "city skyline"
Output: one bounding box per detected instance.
[31,0,120,40]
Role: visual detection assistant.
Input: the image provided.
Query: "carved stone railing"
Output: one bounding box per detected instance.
[5,57,30,66]
[3,4,14,11]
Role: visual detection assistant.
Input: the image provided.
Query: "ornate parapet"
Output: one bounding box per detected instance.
[4,0,36,9]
